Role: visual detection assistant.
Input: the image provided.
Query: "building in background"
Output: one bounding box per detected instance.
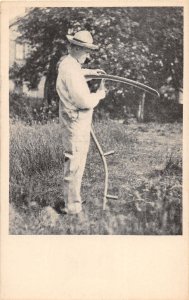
[9,16,45,98]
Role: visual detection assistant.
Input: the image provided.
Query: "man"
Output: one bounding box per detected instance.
[55,30,106,215]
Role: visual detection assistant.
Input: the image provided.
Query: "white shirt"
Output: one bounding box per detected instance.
[56,54,104,110]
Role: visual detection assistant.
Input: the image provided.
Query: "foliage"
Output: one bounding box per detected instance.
[9,92,58,124]
[9,92,183,123]
[9,120,182,235]
[130,157,182,235]
[11,7,183,109]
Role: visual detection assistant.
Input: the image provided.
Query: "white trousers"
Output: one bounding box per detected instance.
[59,104,93,214]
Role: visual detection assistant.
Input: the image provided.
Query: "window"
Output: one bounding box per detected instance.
[15,43,25,60]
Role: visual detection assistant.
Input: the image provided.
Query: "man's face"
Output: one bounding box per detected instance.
[77,47,91,64]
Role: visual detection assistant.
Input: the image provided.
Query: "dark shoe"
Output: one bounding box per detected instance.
[53,201,67,215]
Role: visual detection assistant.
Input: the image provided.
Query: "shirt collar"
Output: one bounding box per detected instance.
[68,54,81,65]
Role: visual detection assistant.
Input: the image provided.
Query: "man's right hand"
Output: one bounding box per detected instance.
[95,69,106,75]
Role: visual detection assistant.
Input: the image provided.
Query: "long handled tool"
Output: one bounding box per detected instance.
[88,74,159,210]
[90,124,118,210]
[85,74,160,97]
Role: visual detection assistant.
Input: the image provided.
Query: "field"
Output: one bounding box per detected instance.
[9,120,182,235]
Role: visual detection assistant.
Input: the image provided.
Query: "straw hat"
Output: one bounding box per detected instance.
[66,30,99,50]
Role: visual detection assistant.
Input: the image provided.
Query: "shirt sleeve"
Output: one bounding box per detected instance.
[65,65,105,109]
[82,68,96,76]
[82,69,96,82]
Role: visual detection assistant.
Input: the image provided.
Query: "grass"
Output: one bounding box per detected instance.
[9,119,182,235]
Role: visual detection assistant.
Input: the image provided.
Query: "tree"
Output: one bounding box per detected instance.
[11,7,183,118]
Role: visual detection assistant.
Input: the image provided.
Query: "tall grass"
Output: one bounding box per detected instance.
[10,120,64,177]
[9,120,182,235]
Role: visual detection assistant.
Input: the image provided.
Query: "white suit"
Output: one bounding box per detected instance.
[56,55,104,214]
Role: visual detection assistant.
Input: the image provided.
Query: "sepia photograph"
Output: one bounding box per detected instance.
[1,1,189,300]
[8,6,183,235]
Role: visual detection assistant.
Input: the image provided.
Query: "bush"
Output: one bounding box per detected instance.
[10,91,183,124]
[145,96,183,123]
[9,92,59,124]
[131,155,182,234]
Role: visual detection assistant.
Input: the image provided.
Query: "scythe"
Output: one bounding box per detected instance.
[85,74,160,97]
[85,73,159,210]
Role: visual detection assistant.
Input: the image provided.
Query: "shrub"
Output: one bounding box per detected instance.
[9,92,59,124]
[131,155,182,234]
